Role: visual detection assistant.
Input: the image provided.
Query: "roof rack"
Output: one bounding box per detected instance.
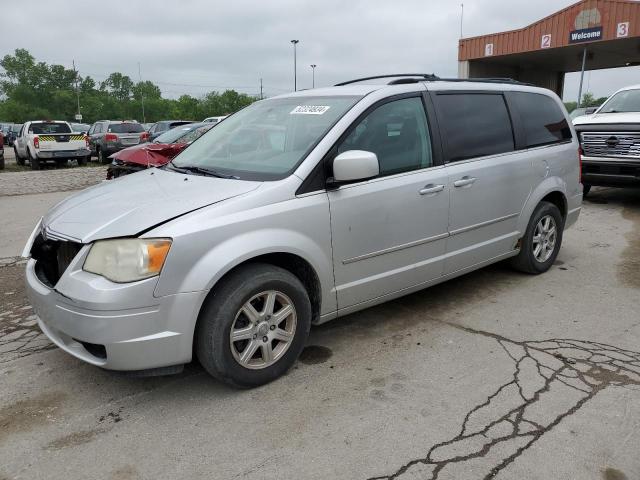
[334,74,439,86]
[334,74,532,87]
[432,77,533,86]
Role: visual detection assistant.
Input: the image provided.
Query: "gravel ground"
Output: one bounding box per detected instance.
[0,148,106,196]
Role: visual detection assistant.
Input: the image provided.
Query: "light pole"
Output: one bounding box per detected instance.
[291,39,299,91]
[310,64,317,88]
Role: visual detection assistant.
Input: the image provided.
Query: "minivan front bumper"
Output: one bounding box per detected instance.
[25,258,204,371]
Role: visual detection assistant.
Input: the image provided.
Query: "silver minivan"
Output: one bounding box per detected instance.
[24,75,582,387]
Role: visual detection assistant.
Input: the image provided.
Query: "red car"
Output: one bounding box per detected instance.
[107,122,214,179]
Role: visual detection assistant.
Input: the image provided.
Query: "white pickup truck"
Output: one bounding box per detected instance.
[13,120,91,170]
[573,84,640,195]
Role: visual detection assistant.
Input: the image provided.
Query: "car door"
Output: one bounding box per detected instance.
[431,91,534,274]
[327,94,450,310]
[15,123,27,157]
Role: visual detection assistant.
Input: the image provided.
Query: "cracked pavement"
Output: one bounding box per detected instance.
[0,186,638,480]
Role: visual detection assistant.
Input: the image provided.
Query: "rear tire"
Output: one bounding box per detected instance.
[510,201,564,274]
[196,263,311,388]
[0,156,4,170]
[29,150,41,170]
[582,184,591,197]
[77,156,88,166]
[98,148,109,164]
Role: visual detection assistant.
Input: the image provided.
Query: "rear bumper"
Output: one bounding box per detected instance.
[581,156,640,187]
[25,258,205,371]
[37,148,90,159]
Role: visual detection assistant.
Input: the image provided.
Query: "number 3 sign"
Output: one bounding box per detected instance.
[617,22,629,38]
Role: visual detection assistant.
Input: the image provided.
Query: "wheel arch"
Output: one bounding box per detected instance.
[518,177,568,234]
[213,252,323,325]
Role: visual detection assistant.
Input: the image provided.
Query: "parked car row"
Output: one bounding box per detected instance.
[0,123,23,147]
[107,122,214,179]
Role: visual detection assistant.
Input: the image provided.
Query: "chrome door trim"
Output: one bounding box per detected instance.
[449,212,519,236]
[342,232,450,265]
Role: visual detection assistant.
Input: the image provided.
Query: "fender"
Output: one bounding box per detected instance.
[517,176,568,234]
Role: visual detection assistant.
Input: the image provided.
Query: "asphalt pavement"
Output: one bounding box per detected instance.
[0,164,638,480]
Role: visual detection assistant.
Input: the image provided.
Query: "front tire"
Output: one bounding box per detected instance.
[511,201,564,274]
[582,184,591,197]
[14,147,25,166]
[196,263,311,388]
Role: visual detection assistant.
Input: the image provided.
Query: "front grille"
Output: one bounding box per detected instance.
[580,132,640,159]
[31,233,83,287]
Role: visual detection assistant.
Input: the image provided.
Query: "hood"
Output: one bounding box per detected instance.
[573,112,640,126]
[110,142,186,166]
[43,168,261,243]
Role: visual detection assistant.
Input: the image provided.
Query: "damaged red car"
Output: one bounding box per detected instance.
[106,122,214,179]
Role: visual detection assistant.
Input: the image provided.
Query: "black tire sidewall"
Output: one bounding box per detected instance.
[14,148,25,165]
[29,150,40,170]
[523,202,564,273]
[196,264,311,388]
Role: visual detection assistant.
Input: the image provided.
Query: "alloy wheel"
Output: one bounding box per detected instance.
[229,290,297,369]
[532,215,557,263]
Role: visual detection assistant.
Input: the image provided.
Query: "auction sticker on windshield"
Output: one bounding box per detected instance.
[290,105,330,115]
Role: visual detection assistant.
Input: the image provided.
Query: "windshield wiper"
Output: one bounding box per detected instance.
[173,165,240,179]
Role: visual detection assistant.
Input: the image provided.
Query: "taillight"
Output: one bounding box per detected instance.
[140,132,149,142]
[84,134,89,147]
[105,133,118,142]
[33,136,40,149]
[578,146,583,184]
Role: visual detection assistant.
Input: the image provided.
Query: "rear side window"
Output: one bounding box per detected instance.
[511,92,572,147]
[435,93,514,162]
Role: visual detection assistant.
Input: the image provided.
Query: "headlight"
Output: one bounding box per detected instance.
[83,238,172,283]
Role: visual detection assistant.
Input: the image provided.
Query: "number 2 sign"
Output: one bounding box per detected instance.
[617,22,629,38]
[541,34,552,48]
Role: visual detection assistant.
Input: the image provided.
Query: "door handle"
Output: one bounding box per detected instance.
[453,176,477,188]
[419,184,445,195]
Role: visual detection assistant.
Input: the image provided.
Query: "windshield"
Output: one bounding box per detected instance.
[155,123,213,144]
[598,89,640,113]
[29,122,71,134]
[108,123,144,133]
[172,95,361,180]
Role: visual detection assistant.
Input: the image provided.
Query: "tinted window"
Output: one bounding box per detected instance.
[338,97,432,176]
[29,122,72,134]
[512,92,571,147]
[108,123,144,133]
[435,93,514,162]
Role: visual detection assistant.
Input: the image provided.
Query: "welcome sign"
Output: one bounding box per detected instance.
[569,26,603,43]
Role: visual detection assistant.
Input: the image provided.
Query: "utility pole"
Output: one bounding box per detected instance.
[291,40,299,91]
[72,60,81,121]
[310,64,317,88]
[460,4,464,38]
[260,78,263,100]
[577,47,587,108]
[138,62,146,123]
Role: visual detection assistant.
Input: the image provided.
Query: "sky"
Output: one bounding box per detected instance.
[1,0,638,101]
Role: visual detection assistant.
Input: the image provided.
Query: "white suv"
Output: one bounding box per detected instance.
[24,75,582,387]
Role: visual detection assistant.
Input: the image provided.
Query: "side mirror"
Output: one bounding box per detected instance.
[331,150,379,184]
[585,107,597,115]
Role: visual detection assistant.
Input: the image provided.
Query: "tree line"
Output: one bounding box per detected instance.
[0,49,257,124]
[563,92,609,113]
